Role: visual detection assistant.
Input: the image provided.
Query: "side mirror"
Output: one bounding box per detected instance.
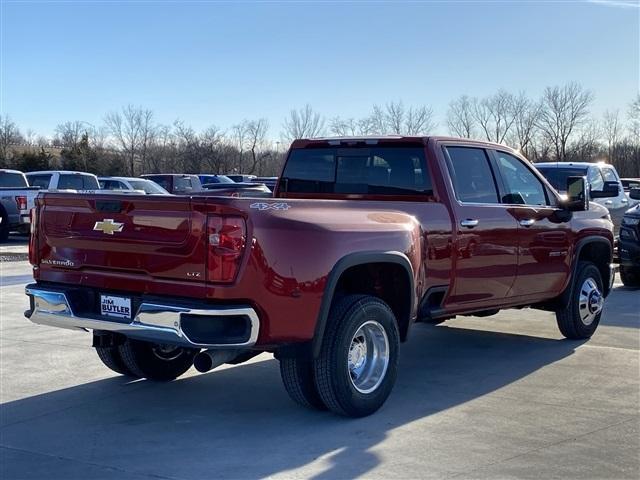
[563,176,589,212]
[590,181,620,199]
[630,188,640,200]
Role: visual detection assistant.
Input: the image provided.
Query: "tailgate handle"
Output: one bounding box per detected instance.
[95,200,123,213]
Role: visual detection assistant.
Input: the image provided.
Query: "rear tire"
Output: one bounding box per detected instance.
[619,265,640,288]
[0,211,9,243]
[556,261,604,339]
[118,339,198,381]
[279,357,326,410]
[314,294,399,417]
[95,346,139,377]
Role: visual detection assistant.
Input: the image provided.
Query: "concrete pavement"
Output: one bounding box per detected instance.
[0,257,638,479]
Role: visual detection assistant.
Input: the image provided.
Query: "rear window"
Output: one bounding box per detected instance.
[281,147,431,196]
[536,167,587,191]
[27,174,52,189]
[0,172,28,188]
[58,174,99,190]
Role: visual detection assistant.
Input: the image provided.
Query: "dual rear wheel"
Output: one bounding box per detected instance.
[280,295,400,418]
[95,339,198,381]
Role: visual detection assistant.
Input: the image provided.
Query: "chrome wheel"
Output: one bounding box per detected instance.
[347,320,389,394]
[578,277,603,326]
[152,344,184,361]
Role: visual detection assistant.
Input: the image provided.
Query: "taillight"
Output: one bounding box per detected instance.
[28,208,38,266]
[15,196,27,211]
[206,215,246,283]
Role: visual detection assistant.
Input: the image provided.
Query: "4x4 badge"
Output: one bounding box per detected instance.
[93,219,124,235]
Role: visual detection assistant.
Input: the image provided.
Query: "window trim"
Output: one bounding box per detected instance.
[442,145,502,206]
[488,149,552,207]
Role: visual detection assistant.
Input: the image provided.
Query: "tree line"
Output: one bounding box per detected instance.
[1,82,638,178]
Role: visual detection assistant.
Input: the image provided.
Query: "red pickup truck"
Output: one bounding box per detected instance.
[25,136,614,417]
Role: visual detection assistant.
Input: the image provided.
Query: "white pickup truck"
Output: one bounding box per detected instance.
[0,169,39,242]
[26,170,101,191]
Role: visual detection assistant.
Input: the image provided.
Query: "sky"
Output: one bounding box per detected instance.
[1,0,639,140]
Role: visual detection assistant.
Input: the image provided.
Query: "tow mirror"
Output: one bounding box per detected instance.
[590,181,620,199]
[564,176,589,212]
[629,188,640,200]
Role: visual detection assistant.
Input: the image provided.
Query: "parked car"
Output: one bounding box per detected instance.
[99,177,170,195]
[225,174,257,183]
[618,188,640,287]
[199,174,235,185]
[140,174,203,194]
[250,176,278,191]
[201,181,272,197]
[25,136,614,417]
[26,170,100,191]
[535,162,628,235]
[0,169,39,241]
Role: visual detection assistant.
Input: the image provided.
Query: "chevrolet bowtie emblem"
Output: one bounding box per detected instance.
[93,219,124,235]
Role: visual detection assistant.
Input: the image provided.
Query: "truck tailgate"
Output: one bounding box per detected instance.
[35,193,208,282]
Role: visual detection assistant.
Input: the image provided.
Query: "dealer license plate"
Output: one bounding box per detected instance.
[100,294,132,320]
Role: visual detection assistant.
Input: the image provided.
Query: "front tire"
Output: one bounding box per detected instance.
[118,339,198,381]
[556,261,605,339]
[314,294,399,417]
[619,265,640,288]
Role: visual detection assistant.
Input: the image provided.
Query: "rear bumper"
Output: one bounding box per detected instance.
[24,285,260,349]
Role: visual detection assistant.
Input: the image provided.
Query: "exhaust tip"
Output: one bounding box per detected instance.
[193,352,214,373]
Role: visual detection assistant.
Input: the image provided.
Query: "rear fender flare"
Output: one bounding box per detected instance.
[311,251,415,358]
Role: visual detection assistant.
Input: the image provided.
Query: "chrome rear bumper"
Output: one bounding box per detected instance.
[25,286,260,349]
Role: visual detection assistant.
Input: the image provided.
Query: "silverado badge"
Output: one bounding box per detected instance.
[93,219,124,235]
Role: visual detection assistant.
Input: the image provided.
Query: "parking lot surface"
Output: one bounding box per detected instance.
[1,255,638,479]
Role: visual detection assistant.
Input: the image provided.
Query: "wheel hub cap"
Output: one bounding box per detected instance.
[579,278,603,326]
[347,320,390,394]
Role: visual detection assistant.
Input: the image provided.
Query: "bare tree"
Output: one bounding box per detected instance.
[282,104,325,140]
[472,90,517,144]
[200,125,224,173]
[231,122,249,173]
[245,119,269,174]
[104,105,153,175]
[330,117,363,136]
[0,115,22,165]
[55,121,86,148]
[537,82,594,161]
[627,94,640,144]
[366,102,435,136]
[510,92,541,158]
[602,110,620,162]
[447,95,476,138]
[404,104,436,135]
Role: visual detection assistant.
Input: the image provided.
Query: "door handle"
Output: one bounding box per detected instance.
[519,219,535,227]
[621,198,628,203]
[460,219,479,228]
[605,200,613,205]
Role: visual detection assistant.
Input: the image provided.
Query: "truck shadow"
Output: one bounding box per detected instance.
[1,325,584,479]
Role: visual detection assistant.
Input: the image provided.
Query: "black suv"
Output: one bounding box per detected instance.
[619,189,640,287]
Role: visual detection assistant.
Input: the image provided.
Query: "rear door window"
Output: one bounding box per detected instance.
[27,174,52,189]
[445,147,499,204]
